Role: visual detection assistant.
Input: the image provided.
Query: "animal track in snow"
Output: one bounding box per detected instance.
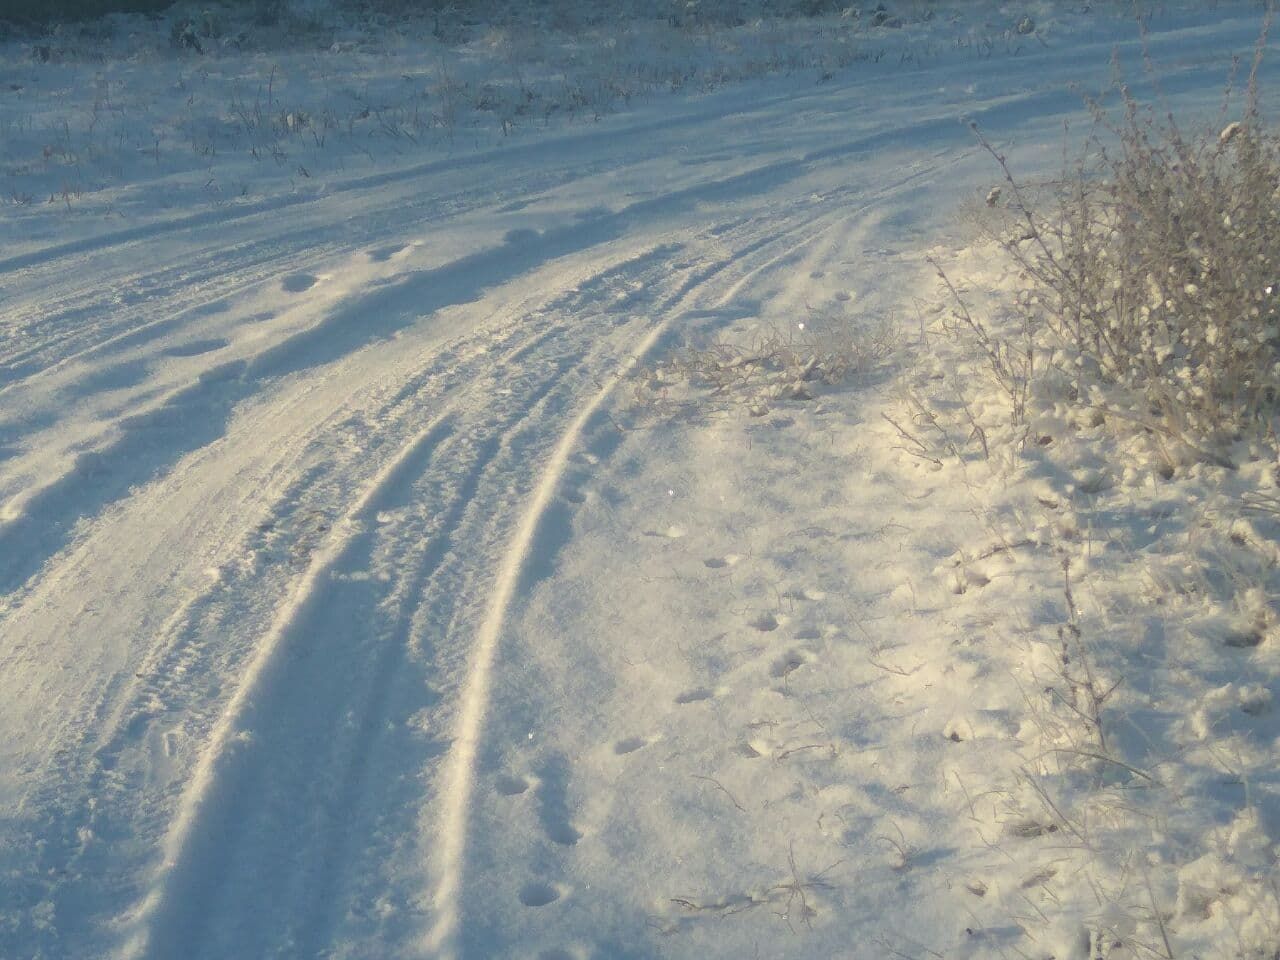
[66,358,150,396]
[674,687,714,705]
[519,881,562,907]
[951,569,991,593]
[783,586,826,602]
[162,338,228,358]
[749,612,780,632]
[281,273,319,293]
[495,774,531,796]
[770,648,816,679]
[543,820,582,847]
[368,244,406,262]
[612,736,650,755]
[644,525,686,539]
[703,554,741,569]
[504,227,540,245]
[534,757,582,846]
[1225,629,1265,649]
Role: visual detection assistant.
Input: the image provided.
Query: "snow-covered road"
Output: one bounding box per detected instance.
[1,6,1272,958]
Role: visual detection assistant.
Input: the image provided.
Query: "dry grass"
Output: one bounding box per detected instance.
[639,311,898,417]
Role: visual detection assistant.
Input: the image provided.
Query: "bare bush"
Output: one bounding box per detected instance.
[968,20,1280,468]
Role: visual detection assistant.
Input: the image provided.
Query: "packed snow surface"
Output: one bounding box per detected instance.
[2,2,1279,958]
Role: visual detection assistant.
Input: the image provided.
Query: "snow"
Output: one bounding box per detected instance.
[1,1,1278,958]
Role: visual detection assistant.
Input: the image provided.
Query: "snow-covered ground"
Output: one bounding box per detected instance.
[2,2,1278,958]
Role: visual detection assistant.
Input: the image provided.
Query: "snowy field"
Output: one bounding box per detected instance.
[3,1,1280,958]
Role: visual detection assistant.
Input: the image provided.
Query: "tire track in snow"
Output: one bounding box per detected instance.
[0,52,1057,396]
[7,133,952,957]
[7,87,951,957]
[419,155,971,956]
[0,62,904,278]
[0,17,1268,959]
[0,238,682,960]
[0,76,1001,600]
[0,134,884,610]
[119,404,485,960]
[109,194,852,960]
[125,415,467,960]
[2,13,1257,392]
[420,204,873,957]
[0,184,721,599]
[114,239,699,960]
[420,314,671,959]
[0,162,585,393]
[2,11,1235,282]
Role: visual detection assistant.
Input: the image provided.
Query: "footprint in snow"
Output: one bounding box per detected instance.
[703,554,740,569]
[644,525,686,539]
[281,273,319,293]
[190,298,230,318]
[783,586,826,602]
[519,881,562,907]
[749,612,780,632]
[543,820,582,847]
[612,736,651,755]
[770,648,816,679]
[66,358,150,395]
[535,755,583,846]
[368,244,406,262]
[162,338,228,358]
[674,687,714,705]
[495,774,531,796]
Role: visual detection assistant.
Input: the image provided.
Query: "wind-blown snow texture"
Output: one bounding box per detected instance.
[1,3,1277,958]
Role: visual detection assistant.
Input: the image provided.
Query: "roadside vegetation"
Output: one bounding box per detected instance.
[642,14,1280,957]
[890,20,1280,957]
[7,0,1278,955]
[960,21,1280,474]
